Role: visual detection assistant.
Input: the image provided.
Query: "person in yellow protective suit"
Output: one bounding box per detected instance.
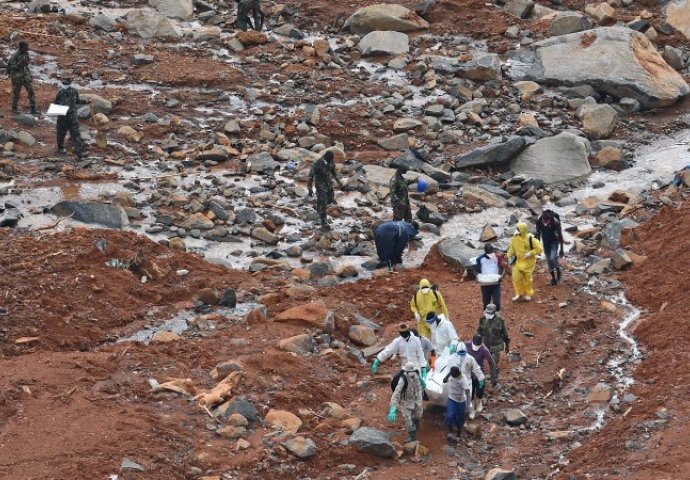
[410,278,449,338]
[506,222,543,302]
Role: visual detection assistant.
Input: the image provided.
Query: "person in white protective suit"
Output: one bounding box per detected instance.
[448,341,485,419]
[371,323,428,385]
[426,311,459,354]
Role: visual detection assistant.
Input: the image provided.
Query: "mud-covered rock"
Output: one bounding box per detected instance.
[507,27,689,109]
[343,4,429,34]
[510,132,591,184]
[349,427,396,457]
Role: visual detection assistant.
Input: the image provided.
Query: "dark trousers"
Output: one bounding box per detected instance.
[11,76,36,110]
[480,283,501,311]
[471,375,485,399]
[446,398,466,431]
[544,241,560,272]
[392,200,412,223]
[57,116,84,154]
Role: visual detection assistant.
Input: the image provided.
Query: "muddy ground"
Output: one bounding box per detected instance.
[2,0,690,477]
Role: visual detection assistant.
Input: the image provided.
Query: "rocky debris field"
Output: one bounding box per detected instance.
[2,0,690,477]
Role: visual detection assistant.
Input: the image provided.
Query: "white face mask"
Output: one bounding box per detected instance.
[485,313,495,319]
[421,287,430,294]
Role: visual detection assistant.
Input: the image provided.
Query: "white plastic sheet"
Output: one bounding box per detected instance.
[46,103,69,116]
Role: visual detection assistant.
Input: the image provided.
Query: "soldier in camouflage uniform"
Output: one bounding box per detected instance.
[475,303,510,367]
[53,77,89,157]
[236,0,263,31]
[389,165,416,222]
[6,42,37,115]
[307,150,338,227]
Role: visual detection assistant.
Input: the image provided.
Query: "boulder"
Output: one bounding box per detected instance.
[507,27,689,109]
[510,132,591,184]
[602,219,639,249]
[586,258,612,274]
[505,0,534,18]
[663,45,684,70]
[458,53,502,81]
[578,103,618,139]
[349,427,396,457]
[51,201,129,229]
[236,30,268,46]
[81,94,112,114]
[377,133,409,151]
[15,131,35,147]
[359,31,409,55]
[343,4,429,34]
[462,186,508,208]
[480,224,498,242]
[393,118,423,132]
[125,9,181,40]
[265,409,302,434]
[504,408,528,426]
[348,325,377,346]
[486,469,517,480]
[28,0,51,12]
[89,14,118,32]
[455,136,528,168]
[218,397,259,424]
[363,165,439,193]
[247,152,280,174]
[283,436,317,459]
[149,0,193,19]
[549,12,592,36]
[585,2,616,24]
[275,302,334,329]
[180,212,214,230]
[611,249,632,270]
[437,238,483,273]
[279,334,317,355]
[251,227,280,245]
[666,0,690,40]
[391,149,452,182]
[594,146,625,170]
[273,23,304,39]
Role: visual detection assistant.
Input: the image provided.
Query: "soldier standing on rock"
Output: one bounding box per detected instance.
[307,150,338,228]
[54,77,89,157]
[236,0,263,31]
[6,42,38,115]
[389,165,417,222]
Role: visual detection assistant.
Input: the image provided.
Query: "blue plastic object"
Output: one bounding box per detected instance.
[417,178,428,193]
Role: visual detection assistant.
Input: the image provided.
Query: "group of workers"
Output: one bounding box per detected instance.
[371,279,510,443]
[371,210,564,444]
[5,42,91,158]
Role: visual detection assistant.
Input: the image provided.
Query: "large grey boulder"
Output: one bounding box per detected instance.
[602,219,639,249]
[363,165,439,193]
[125,9,181,40]
[149,0,193,19]
[506,27,689,109]
[510,132,591,184]
[89,14,118,32]
[578,103,618,139]
[51,201,129,229]
[548,12,592,36]
[455,136,528,168]
[437,237,483,272]
[391,149,451,182]
[459,53,502,81]
[349,428,395,457]
[359,31,409,55]
[247,152,280,174]
[343,4,429,34]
